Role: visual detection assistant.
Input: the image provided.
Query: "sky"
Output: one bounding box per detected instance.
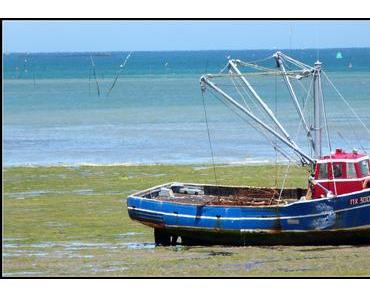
[3,20,370,52]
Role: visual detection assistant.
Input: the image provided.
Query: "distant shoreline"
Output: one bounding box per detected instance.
[4,47,370,55]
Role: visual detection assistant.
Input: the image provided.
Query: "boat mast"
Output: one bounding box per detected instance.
[313,61,323,159]
[273,52,315,149]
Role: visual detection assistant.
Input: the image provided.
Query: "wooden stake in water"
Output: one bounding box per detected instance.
[90,55,101,97]
[106,52,132,96]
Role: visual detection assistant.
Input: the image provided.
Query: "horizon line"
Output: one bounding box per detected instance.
[3,46,370,55]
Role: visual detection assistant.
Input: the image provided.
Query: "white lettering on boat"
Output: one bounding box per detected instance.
[350,196,370,205]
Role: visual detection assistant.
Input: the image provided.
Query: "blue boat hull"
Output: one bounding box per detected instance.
[127,187,370,245]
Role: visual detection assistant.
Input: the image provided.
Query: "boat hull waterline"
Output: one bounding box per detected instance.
[127,186,370,245]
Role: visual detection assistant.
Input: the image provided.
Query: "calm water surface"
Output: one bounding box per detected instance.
[4,49,370,166]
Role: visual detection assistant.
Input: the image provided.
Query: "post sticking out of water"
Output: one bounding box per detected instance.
[313,61,323,159]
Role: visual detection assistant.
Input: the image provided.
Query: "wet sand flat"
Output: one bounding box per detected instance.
[3,165,370,277]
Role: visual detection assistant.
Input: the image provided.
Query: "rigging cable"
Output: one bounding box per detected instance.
[201,88,220,200]
[226,74,295,161]
[226,76,304,163]
[280,53,314,71]
[277,160,292,203]
[231,73,272,125]
[227,73,285,157]
[229,73,252,111]
[278,75,315,201]
[224,55,274,74]
[207,87,298,164]
[274,69,278,188]
[244,54,274,65]
[322,71,368,154]
[320,72,338,196]
[206,87,298,202]
[322,71,370,137]
[300,76,315,156]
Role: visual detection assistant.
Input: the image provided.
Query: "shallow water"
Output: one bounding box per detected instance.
[3,237,370,276]
[4,49,370,167]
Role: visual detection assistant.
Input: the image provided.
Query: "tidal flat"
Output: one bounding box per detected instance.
[3,165,370,277]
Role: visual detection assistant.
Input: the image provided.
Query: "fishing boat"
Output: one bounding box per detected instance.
[126,51,370,245]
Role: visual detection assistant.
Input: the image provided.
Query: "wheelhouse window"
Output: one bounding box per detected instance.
[332,163,345,179]
[318,163,328,179]
[347,162,357,179]
[359,160,370,177]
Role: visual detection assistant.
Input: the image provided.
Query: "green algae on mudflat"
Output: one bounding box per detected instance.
[3,165,370,277]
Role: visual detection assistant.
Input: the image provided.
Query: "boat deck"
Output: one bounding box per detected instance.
[140,183,307,207]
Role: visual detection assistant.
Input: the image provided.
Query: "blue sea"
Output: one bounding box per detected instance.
[3,49,370,166]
